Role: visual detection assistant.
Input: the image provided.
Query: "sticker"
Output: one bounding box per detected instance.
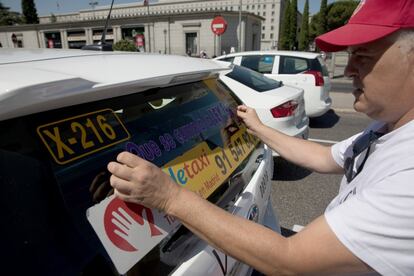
[87,196,180,274]
[86,127,258,274]
[37,109,130,165]
[162,127,259,198]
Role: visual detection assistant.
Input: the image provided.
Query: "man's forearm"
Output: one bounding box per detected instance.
[167,187,294,275]
[253,124,342,174]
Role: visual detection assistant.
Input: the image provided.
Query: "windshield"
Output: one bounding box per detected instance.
[225,65,282,92]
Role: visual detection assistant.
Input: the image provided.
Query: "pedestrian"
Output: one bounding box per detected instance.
[107,0,414,274]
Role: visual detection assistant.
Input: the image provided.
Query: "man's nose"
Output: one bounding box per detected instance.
[344,55,358,79]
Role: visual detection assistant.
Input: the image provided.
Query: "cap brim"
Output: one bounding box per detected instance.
[315,24,399,52]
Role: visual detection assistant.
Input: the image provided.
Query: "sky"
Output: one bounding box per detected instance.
[2,0,336,16]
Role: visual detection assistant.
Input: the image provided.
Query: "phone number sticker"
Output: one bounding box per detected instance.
[162,127,259,199]
[37,109,131,165]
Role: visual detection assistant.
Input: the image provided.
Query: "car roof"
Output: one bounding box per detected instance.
[214,50,321,60]
[0,48,229,120]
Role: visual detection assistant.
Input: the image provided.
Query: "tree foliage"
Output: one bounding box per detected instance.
[289,0,298,50]
[279,0,291,50]
[0,2,23,25]
[318,0,328,34]
[327,0,359,30]
[113,39,137,52]
[310,0,359,41]
[298,0,309,51]
[22,0,39,24]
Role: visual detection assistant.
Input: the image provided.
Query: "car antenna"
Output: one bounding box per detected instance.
[82,0,114,51]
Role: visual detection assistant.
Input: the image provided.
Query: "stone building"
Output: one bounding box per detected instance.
[0,0,287,56]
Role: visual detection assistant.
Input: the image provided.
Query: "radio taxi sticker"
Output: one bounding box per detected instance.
[87,127,258,274]
[162,127,258,198]
[37,109,130,165]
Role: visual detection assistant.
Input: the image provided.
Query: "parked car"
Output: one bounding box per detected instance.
[0,48,279,276]
[214,51,332,118]
[217,63,309,147]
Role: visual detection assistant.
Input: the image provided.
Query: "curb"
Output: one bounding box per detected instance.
[331,107,356,113]
[330,78,352,84]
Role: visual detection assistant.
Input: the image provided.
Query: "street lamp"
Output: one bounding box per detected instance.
[163,29,167,54]
[89,1,98,19]
[238,0,242,52]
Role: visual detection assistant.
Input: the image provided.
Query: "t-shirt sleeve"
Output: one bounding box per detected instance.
[331,133,361,168]
[325,169,414,275]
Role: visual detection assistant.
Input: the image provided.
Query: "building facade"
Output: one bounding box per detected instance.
[0,0,286,55]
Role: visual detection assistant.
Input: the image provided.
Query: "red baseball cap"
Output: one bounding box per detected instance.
[315,0,414,52]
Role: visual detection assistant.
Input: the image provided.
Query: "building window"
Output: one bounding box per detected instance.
[44,32,62,48]
[272,4,275,8]
[262,33,265,39]
[263,12,266,16]
[252,4,255,9]
[270,33,274,39]
[185,32,198,56]
[271,18,274,23]
[258,4,260,9]
[67,30,86,49]
[263,4,266,8]
[272,11,275,15]
[271,26,274,30]
[262,26,265,30]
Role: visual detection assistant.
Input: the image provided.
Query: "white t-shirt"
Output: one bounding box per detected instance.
[325,120,414,276]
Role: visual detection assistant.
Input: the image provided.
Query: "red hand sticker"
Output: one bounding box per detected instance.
[104,197,162,252]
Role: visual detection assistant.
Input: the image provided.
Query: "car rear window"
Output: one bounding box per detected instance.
[225,65,282,92]
[240,55,275,74]
[279,56,309,74]
[279,56,329,77]
[0,78,261,275]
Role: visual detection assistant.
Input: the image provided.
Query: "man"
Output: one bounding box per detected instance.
[108,0,414,274]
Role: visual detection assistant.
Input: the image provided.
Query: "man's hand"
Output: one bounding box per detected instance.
[236,105,264,135]
[107,152,180,213]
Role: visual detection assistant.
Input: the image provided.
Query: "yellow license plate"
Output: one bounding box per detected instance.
[37,109,130,165]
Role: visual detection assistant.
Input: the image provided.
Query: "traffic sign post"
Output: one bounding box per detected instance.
[211,16,227,36]
[211,16,227,57]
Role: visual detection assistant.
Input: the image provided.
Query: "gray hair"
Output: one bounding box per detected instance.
[396,29,414,54]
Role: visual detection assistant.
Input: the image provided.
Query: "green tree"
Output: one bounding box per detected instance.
[310,0,358,41]
[298,0,309,51]
[0,2,23,25]
[289,0,298,50]
[113,39,137,52]
[279,0,291,50]
[318,0,328,34]
[309,12,321,41]
[327,0,359,30]
[22,0,39,24]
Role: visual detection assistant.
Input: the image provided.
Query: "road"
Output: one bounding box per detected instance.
[331,81,353,93]
[270,110,373,230]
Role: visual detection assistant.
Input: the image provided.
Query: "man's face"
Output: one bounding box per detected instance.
[345,32,414,126]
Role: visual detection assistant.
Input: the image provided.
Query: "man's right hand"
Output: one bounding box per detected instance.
[236,105,265,135]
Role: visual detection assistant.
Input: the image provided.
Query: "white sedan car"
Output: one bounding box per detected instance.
[218,64,309,145]
[214,51,332,118]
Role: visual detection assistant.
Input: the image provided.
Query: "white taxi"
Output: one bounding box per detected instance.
[0,48,279,276]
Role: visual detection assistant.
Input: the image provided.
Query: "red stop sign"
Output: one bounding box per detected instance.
[211,16,227,36]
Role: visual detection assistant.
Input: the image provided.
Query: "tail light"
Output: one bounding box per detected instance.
[304,70,324,86]
[270,100,298,118]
